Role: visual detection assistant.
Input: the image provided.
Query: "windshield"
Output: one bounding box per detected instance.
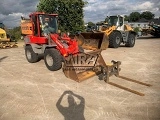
[39,14,58,34]
[0,23,5,29]
[107,16,118,26]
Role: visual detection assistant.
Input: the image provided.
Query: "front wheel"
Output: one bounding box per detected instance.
[109,31,122,48]
[125,34,135,47]
[44,48,62,71]
[25,45,39,63]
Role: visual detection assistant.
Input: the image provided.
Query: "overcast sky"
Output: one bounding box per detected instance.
[0,0,159,28]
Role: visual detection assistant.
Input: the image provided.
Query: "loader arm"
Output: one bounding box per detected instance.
[102,26,117,36]
[50,34,79,57]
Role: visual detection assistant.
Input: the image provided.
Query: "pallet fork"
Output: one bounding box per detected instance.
[95,61,151,96]
[63,50,151,96]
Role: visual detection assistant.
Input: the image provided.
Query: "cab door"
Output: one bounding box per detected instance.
[117,16,124,31]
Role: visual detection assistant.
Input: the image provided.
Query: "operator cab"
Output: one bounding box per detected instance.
[94,15,124,31]
[0,23,5,30]
[107,15,124,31]
[30,12,58,37]
[39,15,58,36]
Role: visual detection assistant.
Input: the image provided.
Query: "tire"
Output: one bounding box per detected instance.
[78,46,84,53]
[25,45,39,63]
[125,34,135,47]
[44,48,62,71]
[109,31,122,48]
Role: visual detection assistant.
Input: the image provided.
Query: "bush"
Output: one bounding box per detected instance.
[133,27,140,33]
[7,27,21,41]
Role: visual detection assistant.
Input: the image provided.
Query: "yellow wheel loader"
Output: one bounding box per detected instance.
[0,23,18,49]
[76,15,136,49]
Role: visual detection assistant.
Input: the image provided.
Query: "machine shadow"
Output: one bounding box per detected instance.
[0,56,8,62]
[56,90,85,120]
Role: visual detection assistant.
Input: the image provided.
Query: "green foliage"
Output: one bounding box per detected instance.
[37,0,87,34]
[104,11,155,22]
[124,15,130,22]
[7,27,21,41]
[96,21,105,25]
[133,27,140,33]
[129,12,141,22]
[87,22,95,27]
[37,0,58,14]
[140,11,154,20]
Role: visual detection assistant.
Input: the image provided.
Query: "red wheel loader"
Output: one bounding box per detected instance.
[21,12,151,96]
[21,12,82,71]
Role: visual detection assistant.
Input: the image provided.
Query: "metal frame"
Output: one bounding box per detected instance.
[101,61,152,96]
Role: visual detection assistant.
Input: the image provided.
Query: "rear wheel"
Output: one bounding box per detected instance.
[109,31,122,48]
[25,45,39,63]
[125,34,135,47]
[44,48,62,71]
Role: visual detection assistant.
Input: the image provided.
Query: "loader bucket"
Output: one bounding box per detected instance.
[75,32,109,50]
[62,50,107,82]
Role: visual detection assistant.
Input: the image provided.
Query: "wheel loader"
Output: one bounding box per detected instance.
[76,15,136,49]
[149,23,160,37]
[0,23,18,48]
[21,12,151,96]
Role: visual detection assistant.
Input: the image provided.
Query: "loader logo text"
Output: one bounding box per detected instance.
[64,53,99,69]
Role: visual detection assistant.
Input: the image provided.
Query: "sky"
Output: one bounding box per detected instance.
[0,0,159,28]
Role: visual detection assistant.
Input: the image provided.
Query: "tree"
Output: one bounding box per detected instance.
[87,22,95,27]
[7,27,21,41]
[37,0,87,34]
[129,12,141,22]
[124,15,130,22]
[96,21,105,25]
[140,11,155,20]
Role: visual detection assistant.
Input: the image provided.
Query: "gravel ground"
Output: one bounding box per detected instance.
[0,36,160,120]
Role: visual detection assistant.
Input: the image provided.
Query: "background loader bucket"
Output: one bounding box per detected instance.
[63,50,107,82]
[75,32,109,50]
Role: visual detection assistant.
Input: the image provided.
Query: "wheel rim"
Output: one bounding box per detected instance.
[46,54,53,66]
[26,50,32,60]
[116,36,120,44]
